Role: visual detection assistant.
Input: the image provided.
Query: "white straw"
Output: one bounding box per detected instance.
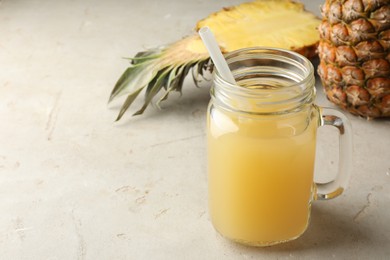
[198,27,236,85]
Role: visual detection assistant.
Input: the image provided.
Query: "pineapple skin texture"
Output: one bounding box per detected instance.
[318,0,390,119]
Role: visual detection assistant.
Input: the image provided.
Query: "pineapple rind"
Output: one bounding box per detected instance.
[318,0,390,119]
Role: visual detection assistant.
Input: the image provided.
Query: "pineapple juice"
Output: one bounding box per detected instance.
[207,82,319,245]
[207,47,352,246]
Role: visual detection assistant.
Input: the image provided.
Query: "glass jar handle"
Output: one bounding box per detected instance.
[315,107,353,200]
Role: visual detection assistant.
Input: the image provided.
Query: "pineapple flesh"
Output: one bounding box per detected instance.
[110,0,321,120]
[318,0,390,119]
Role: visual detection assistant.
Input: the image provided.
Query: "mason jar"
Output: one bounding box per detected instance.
[207,47,352,246]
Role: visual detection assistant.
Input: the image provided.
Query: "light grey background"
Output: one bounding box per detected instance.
[0,0,389,259]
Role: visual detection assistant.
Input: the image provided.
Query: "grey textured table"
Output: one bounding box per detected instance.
[0,0,389,259]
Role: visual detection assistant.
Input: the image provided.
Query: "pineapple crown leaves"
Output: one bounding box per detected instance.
[108,47,163,103]
[109,41,211,121]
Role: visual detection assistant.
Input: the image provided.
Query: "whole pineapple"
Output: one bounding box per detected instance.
[318,0,390,119]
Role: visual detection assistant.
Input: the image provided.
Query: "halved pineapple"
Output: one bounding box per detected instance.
[110,0,321,121]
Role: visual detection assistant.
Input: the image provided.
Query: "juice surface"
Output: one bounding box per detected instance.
[207,104,319,245]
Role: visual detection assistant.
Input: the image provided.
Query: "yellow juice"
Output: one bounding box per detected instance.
[207,103,319,245]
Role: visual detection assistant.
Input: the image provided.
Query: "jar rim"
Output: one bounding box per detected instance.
[214,46,314,94]
[211,47,316,115]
